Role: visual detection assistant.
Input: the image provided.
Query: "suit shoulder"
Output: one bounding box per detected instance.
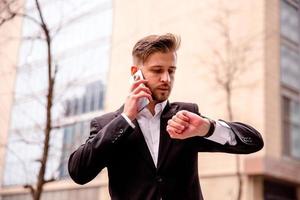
[170,102,198,112]
[92,111,119,127]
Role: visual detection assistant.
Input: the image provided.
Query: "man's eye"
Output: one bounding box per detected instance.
[169,70,175,75]
[152,69,162,73]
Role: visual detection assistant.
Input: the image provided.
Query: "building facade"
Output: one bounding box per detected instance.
[0,0,300,199]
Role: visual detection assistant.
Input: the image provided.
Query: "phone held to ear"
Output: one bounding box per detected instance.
[129,69,150,112]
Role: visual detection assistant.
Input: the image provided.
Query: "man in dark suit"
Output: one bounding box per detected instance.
[68,33,264,200]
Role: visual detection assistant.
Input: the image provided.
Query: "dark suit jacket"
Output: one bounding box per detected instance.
[68,102,263,200]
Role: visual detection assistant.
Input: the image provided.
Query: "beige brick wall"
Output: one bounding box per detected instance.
[106,0,267,199]
[107,0,266,132]
[200,175,238,200]
[0,0,286,199]
[200,175,263,200]
[264,0,281,159]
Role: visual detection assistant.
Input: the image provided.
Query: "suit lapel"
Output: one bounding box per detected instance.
[114,106,156,170]
[115,102,179,171]
[131,120,157,170]
[157,102,179,170]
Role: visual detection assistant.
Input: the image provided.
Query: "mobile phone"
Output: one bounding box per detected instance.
[129,69,150,112]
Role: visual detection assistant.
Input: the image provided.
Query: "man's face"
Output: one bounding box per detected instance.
[140,51,177,103]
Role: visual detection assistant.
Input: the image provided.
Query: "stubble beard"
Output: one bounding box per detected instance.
[152,89,171,103]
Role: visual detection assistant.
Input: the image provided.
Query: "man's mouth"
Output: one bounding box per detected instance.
[157,87,170,91]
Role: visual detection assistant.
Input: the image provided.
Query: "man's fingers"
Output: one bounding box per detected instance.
[132,91,153,102]
[166,125,182,134]
[167,126,185,139]
[167,120,186,132]
[132,84,152,96]
[130,79,148,91]
[171,115,189,127]
[176,111,190,121]
[168,120,185,131]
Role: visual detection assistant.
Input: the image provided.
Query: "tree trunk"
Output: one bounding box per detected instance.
[236,155,242,200]
[33,1,54,199]
[225,83,233,122]
[225,83,242,200]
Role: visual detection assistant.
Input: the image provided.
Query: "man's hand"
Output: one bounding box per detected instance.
[122,79,152,121]
[166,110,211,139]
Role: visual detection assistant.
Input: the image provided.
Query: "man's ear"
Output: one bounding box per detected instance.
[131,66,138,75]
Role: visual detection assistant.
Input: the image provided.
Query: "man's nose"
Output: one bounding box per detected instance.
[161,72,171,83]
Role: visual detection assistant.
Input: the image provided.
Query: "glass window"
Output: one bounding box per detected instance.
[3,0,112,186]
[62,80,105,117]
[281,0,300,43]
[98,85,105,110]
[73,98,79,116]
[59,125,74,178]
[64,99,71,117]
[290,100,300,158]
[280,45,300,90]
[282,95,300,159]
[59,121,89,178]
[281,0,300,160]
[81,95,87,114]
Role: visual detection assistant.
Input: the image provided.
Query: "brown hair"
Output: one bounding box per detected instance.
[132,33,181,65]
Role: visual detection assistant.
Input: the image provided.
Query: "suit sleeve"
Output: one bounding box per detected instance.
[68,115,134,184]
[191,104,264,154]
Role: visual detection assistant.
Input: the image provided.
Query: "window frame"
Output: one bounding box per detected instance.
[281,87,300,159]
[280,0,300,160]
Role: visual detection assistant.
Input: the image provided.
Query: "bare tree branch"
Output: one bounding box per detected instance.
[24,184,35,198]
[204,6,262,200]
[0,1,106,199]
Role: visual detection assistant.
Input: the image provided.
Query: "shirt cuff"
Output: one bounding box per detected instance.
[205,120,237,145]
[121,113,136,129]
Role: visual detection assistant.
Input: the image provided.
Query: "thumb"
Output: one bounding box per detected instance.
[181,110,199,119]
[181,111,205,125]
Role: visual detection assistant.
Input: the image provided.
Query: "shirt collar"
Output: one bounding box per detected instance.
[139,100,168,118]
[155,100,168,114]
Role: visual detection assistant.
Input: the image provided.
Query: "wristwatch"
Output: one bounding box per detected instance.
[203,119,216,138]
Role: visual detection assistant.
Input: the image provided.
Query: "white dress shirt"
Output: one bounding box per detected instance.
[121,101,237,167]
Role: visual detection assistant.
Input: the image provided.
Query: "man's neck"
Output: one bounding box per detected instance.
[146,100,168,116]
[147,101,156,116]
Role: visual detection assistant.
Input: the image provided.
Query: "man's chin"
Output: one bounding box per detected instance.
[153,94,170,103]
[154,99,167,103]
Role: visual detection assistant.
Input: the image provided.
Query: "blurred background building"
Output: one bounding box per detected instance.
[0,0,299,200]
